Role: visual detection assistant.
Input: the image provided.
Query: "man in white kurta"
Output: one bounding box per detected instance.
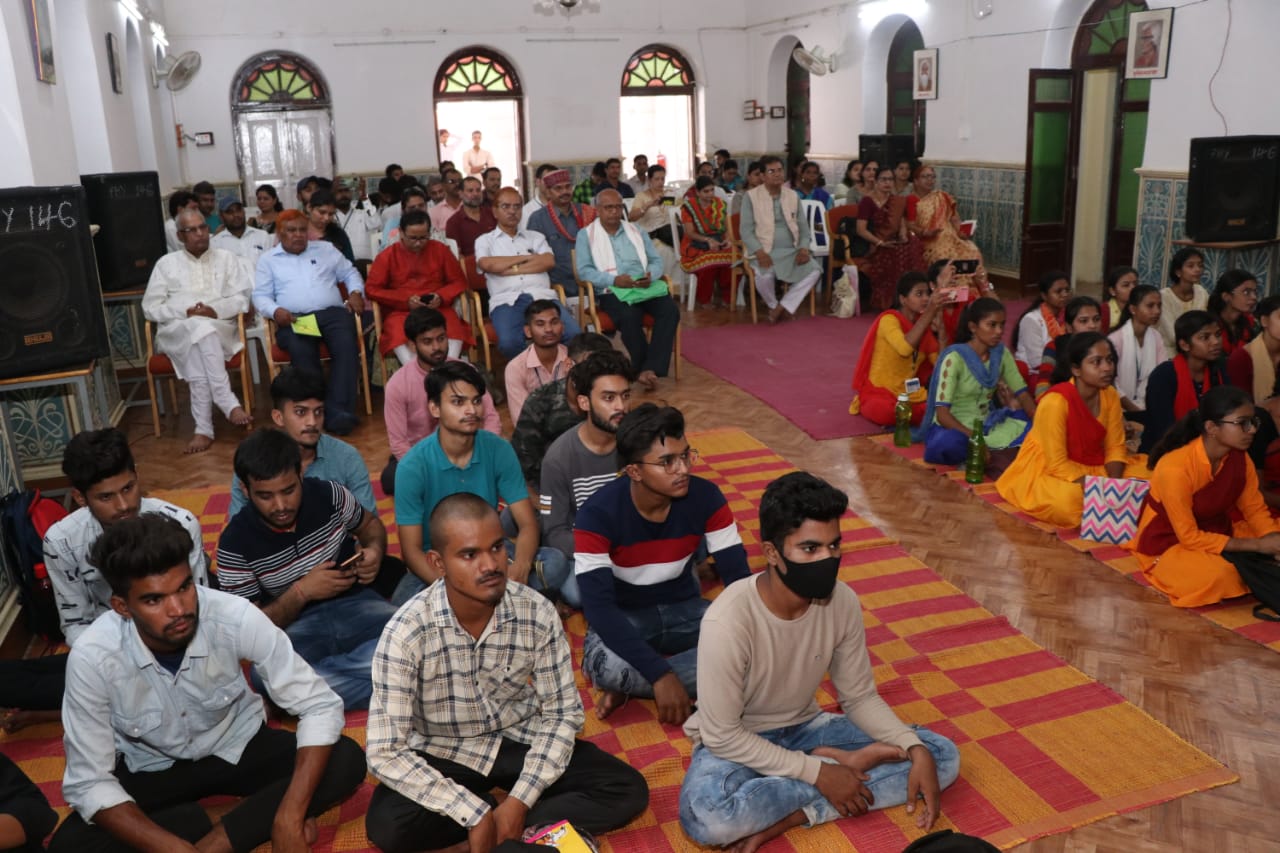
[142,208,253,454]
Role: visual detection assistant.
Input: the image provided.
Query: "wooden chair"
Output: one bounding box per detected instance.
[825,203,863,315]
[144,314,253,438]
[728,212,818,324]
[262,311,373,416]
[570,249,681,380]
[462,255,570,373]
[371,301,393,389]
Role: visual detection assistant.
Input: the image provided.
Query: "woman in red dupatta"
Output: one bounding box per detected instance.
[850,272,946,425]
[680,177,735,306]
[855,167,925,312]
[996,332,1148,527]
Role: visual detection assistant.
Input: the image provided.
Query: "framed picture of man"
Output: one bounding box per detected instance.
[913,49,937,100]
[1126,8,1174,79]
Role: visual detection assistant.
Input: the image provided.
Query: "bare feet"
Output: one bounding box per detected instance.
[594,688,627,720]
[228,406,252,428]
[767,305,787,325]
[813,742,907,774]
[184,434,214,454]
[637,370,659,391]
[1,708,61,733]
[303,818,318,846]
[727,810,807,853]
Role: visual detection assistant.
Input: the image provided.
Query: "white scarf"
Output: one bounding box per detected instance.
[586,218,647,278]
[1109,322,1162,408]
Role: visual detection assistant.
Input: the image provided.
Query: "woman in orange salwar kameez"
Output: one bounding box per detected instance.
[996,333,1148,528]
[1129,386,1280,607]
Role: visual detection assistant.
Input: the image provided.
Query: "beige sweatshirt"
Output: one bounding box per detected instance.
[684,574,923,786]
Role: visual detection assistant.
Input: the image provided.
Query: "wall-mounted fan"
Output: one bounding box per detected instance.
[150,50,201,91]
[791,45,837,76]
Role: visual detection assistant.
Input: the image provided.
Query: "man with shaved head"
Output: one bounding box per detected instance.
[142,207,254,453]
[365,493,648,852]
[475,187,581,357]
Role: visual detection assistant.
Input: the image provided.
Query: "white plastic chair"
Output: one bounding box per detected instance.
[623,197,636,214]
[665,204,694,310]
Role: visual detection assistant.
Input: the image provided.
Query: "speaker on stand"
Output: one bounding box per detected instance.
[0,185,110,379]
[80,171,167,292]
[1186,136,1280,243]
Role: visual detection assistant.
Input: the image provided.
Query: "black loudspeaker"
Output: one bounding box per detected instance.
[1186,136,1280,243]
[0,185,110,379]
[858,134,918,170]
[80,171,166,292]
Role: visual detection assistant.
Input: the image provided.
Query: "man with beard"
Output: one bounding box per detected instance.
[527,168,595,296]
[49,513,366,853]
[365,494,648,853]
[211,197,271,263]
[503,299,572,424]
[600,157,635,199]
[445,177,497,257]
[333,177,381,271]
[393,361,569,603]
[482,167,502,207]
[217,428,395,710]
[0,429,207,731]
[192,180,223,233]
[381,308,501,496]
[539,351,635,610]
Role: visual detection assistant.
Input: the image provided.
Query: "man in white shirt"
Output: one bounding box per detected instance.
[164,190,200,253]
[48,513,366,853]
[334,177,381,269]
[520,163,558,230]
[628,154,649,196]
[210,198,272,263]
[143,208,253,454]
[475,187,582,357]
[462,130,494,176]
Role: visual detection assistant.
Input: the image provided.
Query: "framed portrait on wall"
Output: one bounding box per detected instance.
[106,33,123,94]
[1126,8,1174,79]
[913,48,937,100]
[27,0,55,83]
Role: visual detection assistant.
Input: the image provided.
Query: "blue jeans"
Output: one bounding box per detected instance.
[597,291,680,377]
[255,587,397,710]
[273,305,360,432]
[390,542,570,606]
[581,595,708,697]
[490,293,583,358]
[679,713,960,846]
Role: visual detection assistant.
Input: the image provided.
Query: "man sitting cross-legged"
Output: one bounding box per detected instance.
[48,513,366,853]
[217,428,397,710]
[575,188,680,392]
[539,350,636,611]
[678,472,960,852]
[575,404,749,726]
[365,494,649,853]
[504,298,573,424]
[381,307,501,496]
[393,361,570,605]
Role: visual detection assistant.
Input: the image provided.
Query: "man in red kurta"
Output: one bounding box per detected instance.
[366,208,473,364]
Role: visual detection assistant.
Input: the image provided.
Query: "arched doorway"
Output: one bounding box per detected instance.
[619,44,695,181]
[785,47,810,174]
[1021,0,1150,287]
[886,20,926,156]
[435,48,525,193]
[230,52,334,211]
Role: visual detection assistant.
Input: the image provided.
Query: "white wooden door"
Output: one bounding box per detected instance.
[235,109,334,210]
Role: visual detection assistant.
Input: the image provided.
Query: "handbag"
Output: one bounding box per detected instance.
[1079,476,1150,544]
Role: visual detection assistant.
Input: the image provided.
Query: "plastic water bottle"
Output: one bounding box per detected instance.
[893,393,912,447]
[964,418,987,484]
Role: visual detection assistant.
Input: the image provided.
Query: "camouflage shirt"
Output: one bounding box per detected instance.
[511,378,582,489]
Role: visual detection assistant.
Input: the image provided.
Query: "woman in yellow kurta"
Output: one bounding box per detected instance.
[997,332,1148,527]
[1129,385,1280,607]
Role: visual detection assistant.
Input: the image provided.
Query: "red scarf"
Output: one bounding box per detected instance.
[1046,381,1106,465]
[1172,354,1213,419]
[1041,302,1066,339]
[548,203,596,242]
[851,309,938,392]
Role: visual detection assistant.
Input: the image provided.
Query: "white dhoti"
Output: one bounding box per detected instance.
[165,331,243,438]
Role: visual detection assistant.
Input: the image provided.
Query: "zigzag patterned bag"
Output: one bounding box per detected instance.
[1080,476,1150,544]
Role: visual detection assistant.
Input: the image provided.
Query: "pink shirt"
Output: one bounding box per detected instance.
[504,344,572,424]
[429,200,463,234]
[383,357,502,459]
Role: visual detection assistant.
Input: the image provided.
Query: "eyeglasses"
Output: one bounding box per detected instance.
[636,448,699,473]
[178,224,210,234]
[1218,416,1262,432]
[496,203,522,211]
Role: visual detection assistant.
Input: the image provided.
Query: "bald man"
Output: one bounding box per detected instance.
[474,187,582,357]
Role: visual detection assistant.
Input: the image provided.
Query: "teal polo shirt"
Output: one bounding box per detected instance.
[393,430,527,550]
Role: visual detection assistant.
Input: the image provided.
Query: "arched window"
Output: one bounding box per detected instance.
[1073,0,1149,66]
[620,44,696,181]
[434,47,526,192]
[886,20,925,156]
[230,52,334,210]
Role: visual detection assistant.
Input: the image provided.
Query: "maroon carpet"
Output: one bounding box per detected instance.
[681,300,1029,441]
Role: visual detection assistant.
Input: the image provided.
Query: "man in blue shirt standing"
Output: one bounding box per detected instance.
[254,209,365,435]
[574,188,680,392]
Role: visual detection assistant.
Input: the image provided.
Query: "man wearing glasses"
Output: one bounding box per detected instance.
[574,404,749,726]
[142,208,253,454]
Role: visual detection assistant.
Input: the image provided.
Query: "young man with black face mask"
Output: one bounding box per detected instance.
[678,472,960,853]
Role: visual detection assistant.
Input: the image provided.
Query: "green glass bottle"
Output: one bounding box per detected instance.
[893,393,912,447]
[964,418,986,484]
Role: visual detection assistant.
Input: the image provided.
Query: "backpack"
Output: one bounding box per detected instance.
[0,489,69,640]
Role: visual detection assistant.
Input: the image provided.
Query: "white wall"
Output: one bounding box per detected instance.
[0,0,78,186]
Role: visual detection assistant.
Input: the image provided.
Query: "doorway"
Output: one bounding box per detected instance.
[785,50,810,172]
[434,48,525,193]
[1071,67,1119,294]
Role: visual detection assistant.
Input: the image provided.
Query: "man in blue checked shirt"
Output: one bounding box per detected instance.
[49,513,365,853]
[254,209,366,435]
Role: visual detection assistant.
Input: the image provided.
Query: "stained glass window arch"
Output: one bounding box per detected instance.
[621,44,695,96]
[1072,0,1149,68]
[435,48,523,99]
[232,52,329,108]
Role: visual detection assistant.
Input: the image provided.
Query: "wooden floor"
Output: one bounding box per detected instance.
[121,297,1277,853]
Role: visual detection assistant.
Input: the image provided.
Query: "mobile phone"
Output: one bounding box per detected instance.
[338,551,361,569]
[952,259,979,275]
